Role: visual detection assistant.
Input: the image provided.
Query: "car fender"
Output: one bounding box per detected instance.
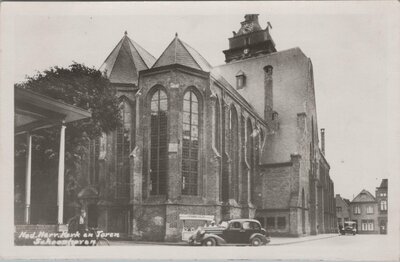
[250,233,268,243]
[202,233,226,245]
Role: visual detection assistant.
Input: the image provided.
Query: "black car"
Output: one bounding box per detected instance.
[339,221,357,235]
[189,219,270,246]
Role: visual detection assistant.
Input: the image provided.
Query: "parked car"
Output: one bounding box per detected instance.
[188,219,270,246]
[340,221,357,235]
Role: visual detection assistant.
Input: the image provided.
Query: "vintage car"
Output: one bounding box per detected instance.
[339,221,357,235]
[188,219,270,246]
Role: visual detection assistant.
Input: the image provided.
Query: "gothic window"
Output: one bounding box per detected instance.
[182,90,200,195]
[88,138,100,185]
[116,99,132,198]
[214,97,220,152]
[240,115,247,201]
[150,89,168,195]
[230,106,239,201]
[246,118,254,203]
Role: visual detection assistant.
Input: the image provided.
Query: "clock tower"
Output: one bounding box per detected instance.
[223,14,276,63]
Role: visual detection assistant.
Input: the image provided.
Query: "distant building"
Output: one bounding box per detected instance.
[375,179,388,234]
[345,179,388,234]
[350,189,379,234]
[335,194,350,229]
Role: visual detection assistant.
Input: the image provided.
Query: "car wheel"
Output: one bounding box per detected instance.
[251,237,262,246]
[203,238,216,246]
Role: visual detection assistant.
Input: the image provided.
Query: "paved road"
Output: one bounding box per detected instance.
[11,234,397,261]
[103,234,398,261]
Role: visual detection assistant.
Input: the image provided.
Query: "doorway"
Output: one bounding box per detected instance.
[87,204,98,228]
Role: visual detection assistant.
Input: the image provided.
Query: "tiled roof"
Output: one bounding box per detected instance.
[100,32,156,84]
[352,189,376,203]
[152,34,212,72]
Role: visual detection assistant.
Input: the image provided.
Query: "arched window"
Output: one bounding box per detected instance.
[247,119,254,203]
[182,90,199,195]
[116,99,132,198]
[150,89,168,195]
[214,97,220,152]
[240,115,246,202]
[230,106,239,201]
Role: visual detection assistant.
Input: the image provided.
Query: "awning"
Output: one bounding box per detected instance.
[15,88,91,134]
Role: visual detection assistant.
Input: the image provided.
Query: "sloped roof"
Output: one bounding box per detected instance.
[378,179,388,188]
[352,189,376,203]
[100,32,156,84]
[152,34,212,72]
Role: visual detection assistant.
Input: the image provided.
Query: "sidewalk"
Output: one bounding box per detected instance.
[109,234,339,246]
[269,233,339,246]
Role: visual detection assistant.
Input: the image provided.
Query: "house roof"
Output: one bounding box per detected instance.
[99,31,156,84]
[378,179,388,188]
[152,34,212,72]
[351,189,376,203]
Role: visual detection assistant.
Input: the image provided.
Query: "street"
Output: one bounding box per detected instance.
[101,234,398,261]
[7,233,399,261]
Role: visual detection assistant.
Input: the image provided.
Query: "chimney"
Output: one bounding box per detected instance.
[320,128,325,155]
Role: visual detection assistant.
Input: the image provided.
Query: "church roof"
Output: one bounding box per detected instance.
[152,34,212,72]
[351,189,376,203]
[100,31,156,84]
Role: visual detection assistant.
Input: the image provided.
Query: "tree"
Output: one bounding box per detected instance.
[15,63,121,214]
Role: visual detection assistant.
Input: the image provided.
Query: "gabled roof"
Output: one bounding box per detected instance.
[100,31,156,84]
[152,34,212,72]
[351,189,376,203]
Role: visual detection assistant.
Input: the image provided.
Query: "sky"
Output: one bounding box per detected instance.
[2,2,399,201]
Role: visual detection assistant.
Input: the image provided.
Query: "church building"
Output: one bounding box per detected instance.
[74,14,336,240]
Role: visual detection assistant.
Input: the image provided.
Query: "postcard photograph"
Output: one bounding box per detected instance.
[0,1,399,261]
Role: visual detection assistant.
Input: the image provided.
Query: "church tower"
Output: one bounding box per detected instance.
[223,14,276,63]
